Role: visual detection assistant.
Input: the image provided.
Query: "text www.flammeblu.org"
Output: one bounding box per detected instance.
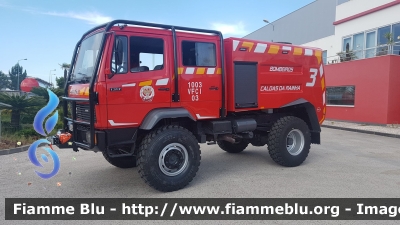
[122,203,342,217]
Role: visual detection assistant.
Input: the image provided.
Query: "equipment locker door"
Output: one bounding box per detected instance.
[177,36,222,120]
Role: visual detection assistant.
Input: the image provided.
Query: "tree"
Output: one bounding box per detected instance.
[0,70,10,90]
[56,76,65,89]
[59,63,71,81]
[8,63,27,90]
[31,87,50,101]
[31,87,64,103]
[385,32,394,54]
[0,93,45,129]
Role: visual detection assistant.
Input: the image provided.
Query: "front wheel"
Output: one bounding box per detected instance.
[137,125,201,192]
[267,116,311,167]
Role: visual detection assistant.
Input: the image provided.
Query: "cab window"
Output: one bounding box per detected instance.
[182,41,216,67]
[130,36,164,72]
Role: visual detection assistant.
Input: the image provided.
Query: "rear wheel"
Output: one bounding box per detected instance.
[267,116,311,167]
[137,125,201,192]
[217,139,249,153]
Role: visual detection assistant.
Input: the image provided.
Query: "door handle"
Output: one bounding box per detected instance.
[209,86,219,90]
[158,88,170,91]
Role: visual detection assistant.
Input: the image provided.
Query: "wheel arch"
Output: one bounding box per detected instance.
[140,108,196,130]
[280,99,321,144]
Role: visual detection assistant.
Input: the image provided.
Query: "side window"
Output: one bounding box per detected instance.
[182,41,216,67]
[111,36,128,74]
[130,36,164,72]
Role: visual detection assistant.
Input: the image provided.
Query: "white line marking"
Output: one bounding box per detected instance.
[319,64,324,77]
[122,83,136,87]
[196,114,216,119]
[254,43,267,53]
[233,40,240,51]
[156,78,169,86]
[108,120,138,126]
[170,203,177,217]
[304,49,313,56]
[185,67,195,74]
[160,203,168,217]
[207,68,216,74]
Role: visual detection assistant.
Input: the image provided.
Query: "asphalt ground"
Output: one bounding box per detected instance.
[1,127,400,225]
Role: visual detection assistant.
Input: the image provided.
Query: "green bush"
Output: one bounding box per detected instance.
[15,127,41,138]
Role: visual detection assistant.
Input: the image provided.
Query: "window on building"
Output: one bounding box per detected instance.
[327,86,355,106]
[393,23,400,55]
[377,26,391,56]
[129,36,164,72]
[342,37,352,52]
[365,31,376,58]
[352,33,364,59]
[322,50,327,65]
[182,41,216,67]
[341,23,400,59]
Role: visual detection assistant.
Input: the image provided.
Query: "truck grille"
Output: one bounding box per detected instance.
[76,104,96,122]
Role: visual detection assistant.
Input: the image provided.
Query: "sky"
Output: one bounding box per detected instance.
[0,0,314,85]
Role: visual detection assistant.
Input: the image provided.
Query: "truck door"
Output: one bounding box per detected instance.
[106,33,171,128]
[177,36,222,119]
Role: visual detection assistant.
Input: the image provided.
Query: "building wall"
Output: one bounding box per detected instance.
[325,55,400,124]
[302,0,400,59]
[302,35,336,61]
[334,2,400,57]
[243,0,336,45]
[335,0,394,20]
[386,56,400,124]
[336,0,350,6]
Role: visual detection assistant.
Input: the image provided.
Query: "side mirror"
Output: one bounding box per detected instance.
[114,37,124,66]
[108,36,124,79]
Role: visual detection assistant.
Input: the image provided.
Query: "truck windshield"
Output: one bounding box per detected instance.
[71,32,104,82]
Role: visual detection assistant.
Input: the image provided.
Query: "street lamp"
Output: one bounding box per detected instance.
[49,69,56,87]
[17,58,27,91]
[263,19,274,31]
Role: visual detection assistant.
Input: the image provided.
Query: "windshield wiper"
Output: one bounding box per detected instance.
[77,72,91,83]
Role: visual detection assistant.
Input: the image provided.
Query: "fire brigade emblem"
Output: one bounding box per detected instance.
[140,86,155,102]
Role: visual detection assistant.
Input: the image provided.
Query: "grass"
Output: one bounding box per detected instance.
[0,107,63,150]
[0,134,39,150]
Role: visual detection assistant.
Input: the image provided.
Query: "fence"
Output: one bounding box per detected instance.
[325,44,400,65]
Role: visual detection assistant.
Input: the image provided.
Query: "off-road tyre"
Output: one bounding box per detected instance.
[217,140,249,153]
[137,125,201,192]
[267,116,311,167]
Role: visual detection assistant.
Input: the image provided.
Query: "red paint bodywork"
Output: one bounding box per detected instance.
[69,26,325,129]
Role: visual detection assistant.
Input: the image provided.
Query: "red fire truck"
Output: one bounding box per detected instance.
[54,20,326,192]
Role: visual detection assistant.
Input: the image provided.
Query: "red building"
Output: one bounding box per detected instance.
[325,55,400,124]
